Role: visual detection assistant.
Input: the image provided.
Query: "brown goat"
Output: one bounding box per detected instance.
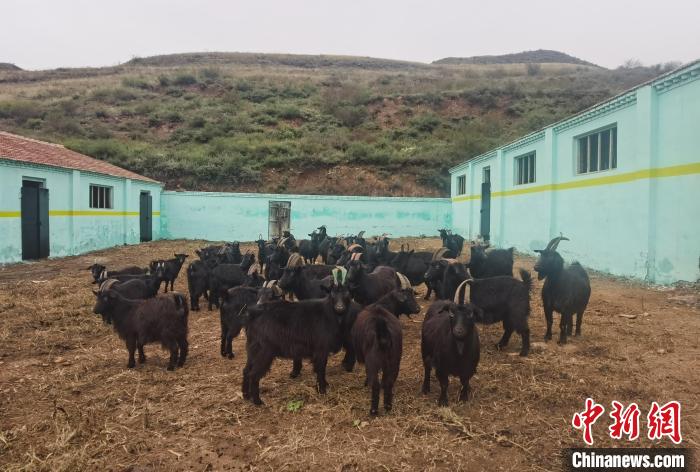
[95,290,189,370]
[351,305,403,416]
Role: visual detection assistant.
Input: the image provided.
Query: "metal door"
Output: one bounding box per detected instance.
[21,183,49,260]
[268,201,291,239]
[480,182,491,242]
[140,192,152,242]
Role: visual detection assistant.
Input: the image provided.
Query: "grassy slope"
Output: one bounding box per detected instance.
[0,53,667,196]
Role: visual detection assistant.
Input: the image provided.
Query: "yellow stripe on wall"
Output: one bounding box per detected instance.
[0,211,161,218]
[452,162,700,202]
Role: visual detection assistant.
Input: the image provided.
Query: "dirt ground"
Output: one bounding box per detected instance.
[0,238,698,471]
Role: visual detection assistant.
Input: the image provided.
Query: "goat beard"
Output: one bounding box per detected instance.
[455,340,465,355]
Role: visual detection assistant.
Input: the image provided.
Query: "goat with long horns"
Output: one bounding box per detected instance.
[534,235,591,345]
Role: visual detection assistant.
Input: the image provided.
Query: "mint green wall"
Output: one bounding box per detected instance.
[161,191,451,241]
[450,62,700,284]
[0,159,161,263]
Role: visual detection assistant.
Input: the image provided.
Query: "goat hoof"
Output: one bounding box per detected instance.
[227,353,235,359]
[557,339,567,346]
[384,405,392,413]
[458,394,469,403]
[422,386,430,395]
[544,334,552,341]
[519,350,529,357]
[289,371,300,379]
[370,409,379,416]
[342,363,354,372]
[166,365,175,371]
[127,363,135,369]
[438,398,448,407]
[138,357,146,364]
[253,398,264,406]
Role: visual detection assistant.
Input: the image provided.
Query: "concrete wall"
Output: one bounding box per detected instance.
[161,191,451,241]
[0,160,162,263]
[449,62,700,284]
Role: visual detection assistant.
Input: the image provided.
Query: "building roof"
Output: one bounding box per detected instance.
[0,131,160,184]
[449,59,700,173]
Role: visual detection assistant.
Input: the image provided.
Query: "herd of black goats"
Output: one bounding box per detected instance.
[87,226,591,415]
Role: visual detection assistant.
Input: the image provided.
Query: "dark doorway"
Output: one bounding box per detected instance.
[268,201,291,239]
[480,167,491,242]
[140,192,152,242]
[21,180,49,260]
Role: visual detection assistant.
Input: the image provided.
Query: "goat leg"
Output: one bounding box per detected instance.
[290,358,302,378]
[126,339,137,369]
[137,344,146,364]
[458,375,471,402]
[313,355,329,394]
[575,311,584,336]
[421,361,431,394]
[177,338,188,367]
[544,307,554,341]
[437,370,449,407]
[558,313,570,345]
[382,375,394,412]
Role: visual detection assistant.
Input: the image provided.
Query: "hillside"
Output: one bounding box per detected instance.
[0,63,22,71]
[0,52,669,196]
[434,49,597,66]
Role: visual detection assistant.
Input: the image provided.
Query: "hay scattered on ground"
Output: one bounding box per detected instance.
[0,238,698,471]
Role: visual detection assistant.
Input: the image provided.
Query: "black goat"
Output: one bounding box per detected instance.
[468,244,514,278]
[534,236,591,344]
[208,253,256,310]
[299,230,324,264]
[92,278,159,324]
[186,259,210,311]
[421,300,480,406]
[278,265,333,300]
[424,259,468,301]
[87,263,146,284]
[455,268,533,356]
[438,229,466,257]
[151,253,189,292]
[219,284,283,359]
[346,261,399,305]
[242,282,352,405]
[389,247,432,296]
[351,305,403,416]
[94,290,189,370]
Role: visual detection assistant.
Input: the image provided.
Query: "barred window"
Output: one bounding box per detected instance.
[457,175,466,195]
[515,152,536,185]
[89,185,113,209]
[577,126,617,174]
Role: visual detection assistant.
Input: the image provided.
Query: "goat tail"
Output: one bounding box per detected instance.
[375,318,391,351]
[519,268,533,293]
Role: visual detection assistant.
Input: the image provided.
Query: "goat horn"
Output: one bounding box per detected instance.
[396,272,411,290]
[545,234,570,251]
[453,279,470,305]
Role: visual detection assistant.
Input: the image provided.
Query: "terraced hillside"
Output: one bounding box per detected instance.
[0,52,670,195]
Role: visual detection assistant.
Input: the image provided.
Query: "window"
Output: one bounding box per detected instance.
[515,152,536,185]
[89,185,113,209]
[457,175,466,195]
[577,126,617,174]
[483,167,491,184]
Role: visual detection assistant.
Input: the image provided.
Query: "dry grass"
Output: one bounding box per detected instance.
[1,238,698,471]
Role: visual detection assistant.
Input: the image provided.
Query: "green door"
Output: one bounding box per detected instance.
[140,192,152,242]
[21,182,50,260]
